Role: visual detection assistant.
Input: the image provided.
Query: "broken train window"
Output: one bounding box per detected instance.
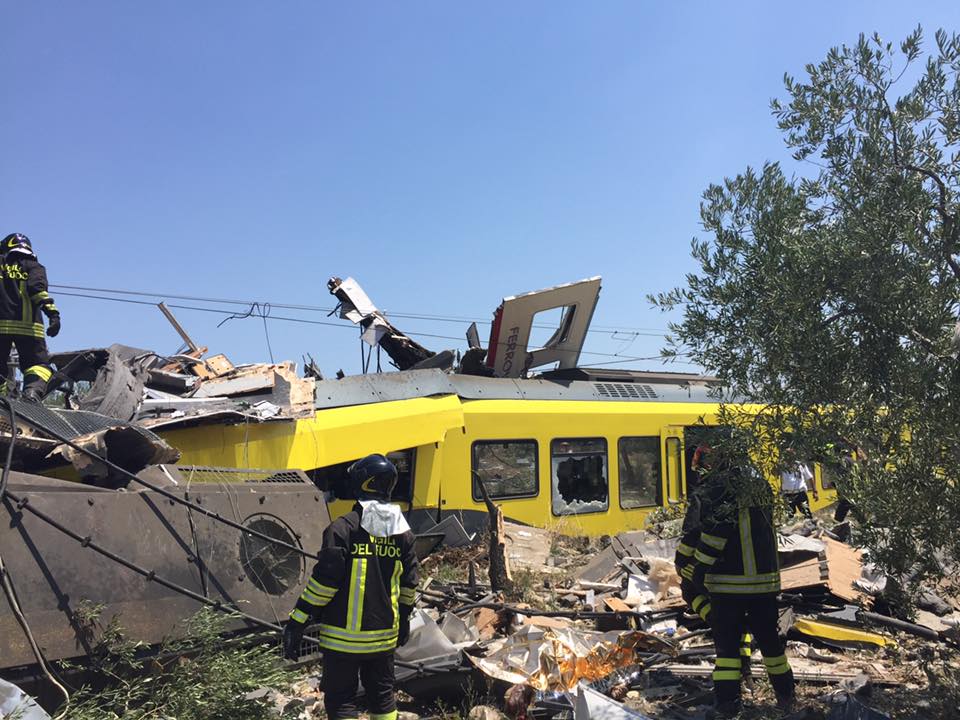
[618,436,662,509]
[551,438,608,515]
[472,440,539,500]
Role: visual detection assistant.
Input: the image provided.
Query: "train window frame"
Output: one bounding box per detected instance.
[307,448,416,504]
[550,437,610,517]
[665,436,684,504]
[617,436,663,509]
[471,439,540,501]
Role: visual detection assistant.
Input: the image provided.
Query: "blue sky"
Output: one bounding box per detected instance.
[3,2,959,377]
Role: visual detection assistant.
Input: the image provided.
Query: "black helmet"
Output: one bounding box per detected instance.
[348,454,397,501]
[3,233,34,258]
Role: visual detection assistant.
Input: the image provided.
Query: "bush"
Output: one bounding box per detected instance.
[61,608,297,720]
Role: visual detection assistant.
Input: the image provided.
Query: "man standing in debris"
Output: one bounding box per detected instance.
[283,454,418,720]
[780,449,818,520]
[684,440,795,717]
[0,234,59,401]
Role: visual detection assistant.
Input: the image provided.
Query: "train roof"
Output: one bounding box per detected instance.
[313,367,728,410]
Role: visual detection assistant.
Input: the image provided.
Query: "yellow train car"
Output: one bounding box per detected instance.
[160,368,835,537]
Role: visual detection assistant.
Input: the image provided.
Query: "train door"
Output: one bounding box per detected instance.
[661,426,686,505]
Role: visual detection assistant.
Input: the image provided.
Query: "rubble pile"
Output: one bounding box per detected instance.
[49,343,317,428]
[274,520,959,720]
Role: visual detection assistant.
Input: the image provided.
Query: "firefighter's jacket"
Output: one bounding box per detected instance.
[289,503,418,654]
[674,491,703,575]
[0,256,56,338]
[688,469,781,597]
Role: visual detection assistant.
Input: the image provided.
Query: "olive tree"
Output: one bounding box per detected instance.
[653,28,960,594]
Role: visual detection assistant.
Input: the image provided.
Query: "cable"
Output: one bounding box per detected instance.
[0,399,72,716]
[49,283,671,335]
[53,290,666,362]
[7,405,317,560]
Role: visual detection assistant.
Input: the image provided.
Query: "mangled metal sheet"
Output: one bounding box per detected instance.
[486,277,601,378]
[0,469,329,670]
[0,679,50,720]
[574,684,653,720]
[47,425,180,485]
[467,624,673,692]
[328,276,437,370]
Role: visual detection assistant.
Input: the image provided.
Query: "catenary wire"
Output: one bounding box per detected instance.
[54,290,676,363]
[49,283,671,335]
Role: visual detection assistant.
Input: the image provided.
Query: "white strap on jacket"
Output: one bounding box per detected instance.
[359,500,410,537]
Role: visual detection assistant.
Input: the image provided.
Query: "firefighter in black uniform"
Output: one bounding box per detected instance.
[675,443,753,685]
[0,233,60,401]
[683,442,795,717]
[283,454,418,720]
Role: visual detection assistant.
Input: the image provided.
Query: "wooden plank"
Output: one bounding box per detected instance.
[780,557,826,592]
[823,537,865,603]
[204,354,234,377]
[604,597,633,613]
[193,366,275,398]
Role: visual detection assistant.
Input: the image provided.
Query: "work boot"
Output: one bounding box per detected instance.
[776,692,796,715]
[707,700,742,719]
[21,387,42,403]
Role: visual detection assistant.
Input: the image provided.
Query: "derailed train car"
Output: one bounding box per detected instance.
[0,401,330,677]
[0,275,836,676]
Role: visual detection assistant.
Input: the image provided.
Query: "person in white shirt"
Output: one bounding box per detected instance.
[780,457,818,520]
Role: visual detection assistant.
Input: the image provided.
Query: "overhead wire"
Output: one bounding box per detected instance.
[49,283,671,335]
[54,289,677,364]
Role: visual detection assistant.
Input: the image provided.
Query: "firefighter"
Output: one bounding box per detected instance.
[282,454,418,720]
[684,442,795,717]
[675,443,752,687]
[0,233,59,401]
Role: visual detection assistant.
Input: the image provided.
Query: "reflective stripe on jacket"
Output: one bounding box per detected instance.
[692,471,781,596]
[0,257,55,337]
[289,504,418,654]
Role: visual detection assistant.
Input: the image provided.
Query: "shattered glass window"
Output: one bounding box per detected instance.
[472,440,539,500]
[618,437,662,508]
[551,438,609,515]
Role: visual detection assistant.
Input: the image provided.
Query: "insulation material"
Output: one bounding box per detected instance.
[467,625,674,692]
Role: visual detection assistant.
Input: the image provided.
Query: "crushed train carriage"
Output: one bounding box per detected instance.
[0,275,836,675]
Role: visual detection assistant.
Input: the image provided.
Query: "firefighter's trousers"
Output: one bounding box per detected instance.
[711,595,794,707]
[0,335,52,396]
[685,588,753,679]
[322,649,397,720]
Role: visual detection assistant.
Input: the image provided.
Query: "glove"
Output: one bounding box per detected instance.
[398,608,412,646]
[282,622,304,661]
[680,578,698,606]
[45,311,60,337]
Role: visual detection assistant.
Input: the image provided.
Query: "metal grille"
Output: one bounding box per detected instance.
[0,400,166,441]
[175,466,310,485]
[593,383,658,400]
